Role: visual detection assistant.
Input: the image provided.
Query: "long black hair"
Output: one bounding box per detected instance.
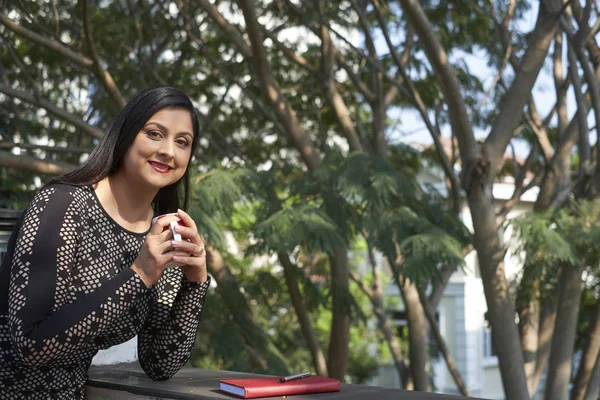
[50,86,200,214]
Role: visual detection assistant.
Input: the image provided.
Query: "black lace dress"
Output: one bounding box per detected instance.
[0,184,209,399]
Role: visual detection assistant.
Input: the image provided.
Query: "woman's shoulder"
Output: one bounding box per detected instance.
[29,183,93,212]
[38,182,91,197]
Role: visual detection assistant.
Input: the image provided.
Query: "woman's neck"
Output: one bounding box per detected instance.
[93,174,157,230]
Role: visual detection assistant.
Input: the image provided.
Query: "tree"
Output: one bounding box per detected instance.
[4,1,600,398]
[1,0,472,390]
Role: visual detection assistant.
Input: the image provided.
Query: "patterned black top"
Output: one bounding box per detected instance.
[0,184,210,399]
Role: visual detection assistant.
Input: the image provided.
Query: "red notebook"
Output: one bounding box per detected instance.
[219,375,340,398]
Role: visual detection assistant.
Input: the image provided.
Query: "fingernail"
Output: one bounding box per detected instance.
[174,225,182,231]
[172,240,180,246]
[178,208,185,214]
[173,256,181,261]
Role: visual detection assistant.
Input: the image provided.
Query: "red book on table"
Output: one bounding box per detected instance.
[219,375,341,398]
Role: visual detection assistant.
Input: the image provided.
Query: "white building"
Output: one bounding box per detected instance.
[370,155,540,399]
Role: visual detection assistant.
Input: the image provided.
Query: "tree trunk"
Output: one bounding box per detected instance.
[374,297,409,390]
[517,266,540,395]
[352,274,410,389]
[371,90,387,157]
[583,356,600,400]
[468,184,530,400]
[233,2,353,379]
[530,290,558,396]
[206,245,290,374]
[278,253,328,377]
[351,247,408,388]
[544,266,583,400]
[571,303,600,400]
[418,289,469,396]
[523,33,571,393]
[396,274,430,392]
[327,247,350,380]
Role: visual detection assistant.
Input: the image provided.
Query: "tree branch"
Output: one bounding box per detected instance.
[562,14,600,184]
[82,0,126,109]
[0,142,92,154]
[194,0,252,58]
[285,0,412,106]
[349,0,380,100]
[262,29,318,73]
[0,150,76,175]
[567,43,591,169]
[237,0,321,171]
[485,1,563,171]
[582,0,593,29]
[334,52,377,102]
[0,84,104,139]
[554,30,569,136]
[371,0,412,106]
[496,143,539,218]
[349,271,374,297]
[427,264,454,310]
[403,76,461,213]
[314,0,335,74]
[524,101,554,161]
[1,35,40,98]
[184,29,290,144]
[398,0,477,163]
[0,13,93,69]
[312,2,364,153]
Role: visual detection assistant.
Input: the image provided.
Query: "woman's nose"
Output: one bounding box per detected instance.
[158,141,175,158]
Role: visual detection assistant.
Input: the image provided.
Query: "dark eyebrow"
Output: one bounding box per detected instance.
[144,121,193,139]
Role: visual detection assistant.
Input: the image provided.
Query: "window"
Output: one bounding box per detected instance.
[483,326,498,366]
[388,309,441,360]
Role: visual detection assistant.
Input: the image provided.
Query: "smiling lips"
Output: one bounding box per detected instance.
[148,161,173,173]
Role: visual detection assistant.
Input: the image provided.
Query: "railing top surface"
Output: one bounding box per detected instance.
[87,363,480,400]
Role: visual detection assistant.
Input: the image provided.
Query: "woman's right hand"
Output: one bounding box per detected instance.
[131,215,182,287]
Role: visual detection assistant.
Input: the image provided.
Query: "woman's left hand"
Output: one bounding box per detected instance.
[171,209,208,283]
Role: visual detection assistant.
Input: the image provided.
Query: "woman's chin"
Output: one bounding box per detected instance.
[144,175,182,189]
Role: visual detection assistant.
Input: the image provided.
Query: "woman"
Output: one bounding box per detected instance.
[0,86,210,399]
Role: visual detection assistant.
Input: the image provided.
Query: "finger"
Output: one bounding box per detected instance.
[170,250,193,258]
[172,254,206,266]
[150,214,181,235]
[171,240,204,255]
[157,250,192,265]
[173,225,204,245]
[158,227,175,242]
[158,239,176,254]
[176,209,198,231]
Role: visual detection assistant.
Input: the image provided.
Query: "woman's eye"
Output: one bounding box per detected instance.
[176,139,189,147]
[147,130,162,138]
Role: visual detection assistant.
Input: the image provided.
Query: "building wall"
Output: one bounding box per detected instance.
[92,337,138,365]
[373,180,537,399]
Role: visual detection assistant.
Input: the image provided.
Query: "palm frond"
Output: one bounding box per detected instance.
[253,204,346,254]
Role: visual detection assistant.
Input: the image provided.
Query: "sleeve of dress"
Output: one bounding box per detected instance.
[137,267,210,380]
[8,185,149,366]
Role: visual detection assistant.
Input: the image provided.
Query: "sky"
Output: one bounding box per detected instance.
[376,2,594,159]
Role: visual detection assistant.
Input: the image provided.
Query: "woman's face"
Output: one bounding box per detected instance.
[122,108,194,189]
